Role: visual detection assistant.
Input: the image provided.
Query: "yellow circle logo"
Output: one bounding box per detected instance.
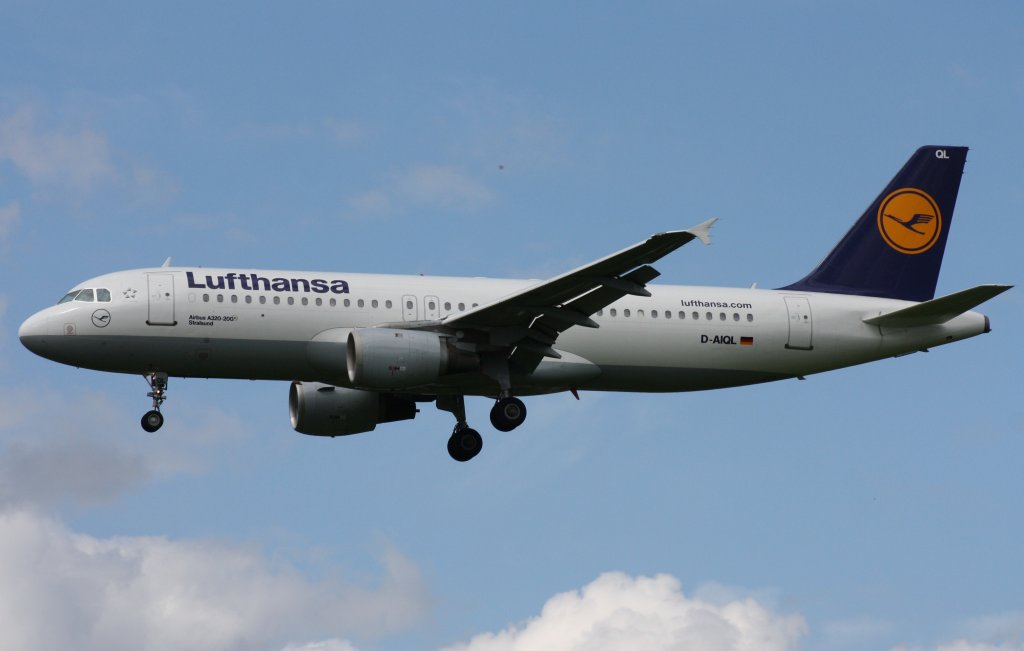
[877,188,942,255]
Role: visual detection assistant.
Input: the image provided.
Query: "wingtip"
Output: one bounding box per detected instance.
[686,217,718,245]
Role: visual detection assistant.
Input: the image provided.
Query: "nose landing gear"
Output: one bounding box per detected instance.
[141,372,168,433]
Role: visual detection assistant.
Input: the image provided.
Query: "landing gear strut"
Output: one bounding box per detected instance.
[490,396,527,432]
[141,372,168,433]
[437,395,482,462]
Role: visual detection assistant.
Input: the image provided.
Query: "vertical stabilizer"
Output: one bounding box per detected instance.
[781,146,967,302]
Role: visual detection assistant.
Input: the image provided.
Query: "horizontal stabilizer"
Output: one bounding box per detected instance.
[863,284,1012,328]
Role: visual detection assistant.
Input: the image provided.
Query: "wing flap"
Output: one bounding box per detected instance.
[863,284,1012,328]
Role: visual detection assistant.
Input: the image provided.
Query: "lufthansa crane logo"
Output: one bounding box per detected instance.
[91,309,111,328]
[877,188,942,255]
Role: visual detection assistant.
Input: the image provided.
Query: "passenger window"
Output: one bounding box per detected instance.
[596,309,604,316]
[301,297,308,306]
[610,308,617,317]
[344,299,351,307]
[651,310,657,318]
[638,309,645,318]
[747,313,754,322]
[624,309,631,318]
[245,295,252,304]
[97,289,111,302]
[733,313,739,321]
[705,312,712,320]
[288,297,295,305]
[458,303,465,311]
[203,294,210,303]
[259,296,266,305]
[329,298,336,307]
[692,311,699,320]
[273,296,281,305]
[428,300,435,310]
[665,311,671,319]
[358,299,365,308]
[315,297,322,306]
[405,300,413,309]
[372,299,379,308]
[444,302,451,311]
[231,295,238,303]
[719,312,726,321]
[386,300,393,309]
[75,289,95,302]
[678,311,685,319]
[217,294,224,303]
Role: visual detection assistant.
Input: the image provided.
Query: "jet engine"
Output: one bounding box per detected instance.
[289,381,416,436]
[346,328,478,389]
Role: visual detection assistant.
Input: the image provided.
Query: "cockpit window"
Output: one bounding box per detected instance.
[58,290,80,304]
[97,288,111,302]
[74,289,95,302]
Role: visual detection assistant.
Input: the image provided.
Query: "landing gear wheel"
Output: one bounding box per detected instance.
[447,426,482,462]
[490,397,527,432]
[141,410,164,433]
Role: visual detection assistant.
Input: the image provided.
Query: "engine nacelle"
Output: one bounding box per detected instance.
[289,381,416,437]
[347,328,477,389]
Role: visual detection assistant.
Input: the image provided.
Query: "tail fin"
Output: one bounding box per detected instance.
[781,146,968,302]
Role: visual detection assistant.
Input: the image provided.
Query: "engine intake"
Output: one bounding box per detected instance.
[347,328,477,389]
[289,381,415,437]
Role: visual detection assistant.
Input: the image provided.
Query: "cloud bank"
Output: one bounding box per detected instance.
[0,509,429,651]
[440,572,807,651]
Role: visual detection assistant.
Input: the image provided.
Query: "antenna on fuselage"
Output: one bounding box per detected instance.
[161,257,172,268]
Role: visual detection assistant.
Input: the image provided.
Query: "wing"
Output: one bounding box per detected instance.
[440,219,717,372]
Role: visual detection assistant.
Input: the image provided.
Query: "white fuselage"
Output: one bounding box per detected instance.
[18,267,990,397]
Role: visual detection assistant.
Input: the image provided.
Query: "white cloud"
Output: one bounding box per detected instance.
[0,105,115,191]
[398,164,493,210]
[891,612,1024,651]
[0,104,178,206]
[0,387,247,507]
[324,119,364,145]
[345,164,493,219]
[440,572,807,651]
[0,509,427,651]
[0,201,18,242]
[0,437,150,507]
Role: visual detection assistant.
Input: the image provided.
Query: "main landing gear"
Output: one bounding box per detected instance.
[490,396,527,432]
[437,394,528,462]
[141,371,168,433]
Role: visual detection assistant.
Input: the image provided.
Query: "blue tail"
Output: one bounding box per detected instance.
[781,146,968,302]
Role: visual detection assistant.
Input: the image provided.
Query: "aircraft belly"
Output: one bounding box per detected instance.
[34,334,318,381]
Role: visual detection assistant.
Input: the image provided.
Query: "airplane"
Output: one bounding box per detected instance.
[19,146,1011,462]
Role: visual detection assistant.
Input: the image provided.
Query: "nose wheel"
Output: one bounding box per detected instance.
[141,372,168,432]
[141,409,164,433]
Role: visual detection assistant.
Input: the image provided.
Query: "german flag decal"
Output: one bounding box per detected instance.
[740,336,754,346]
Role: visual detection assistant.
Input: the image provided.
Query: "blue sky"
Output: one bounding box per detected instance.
[1,2,1022,650]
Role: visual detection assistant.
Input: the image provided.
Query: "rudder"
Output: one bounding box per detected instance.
[781,146,968,302]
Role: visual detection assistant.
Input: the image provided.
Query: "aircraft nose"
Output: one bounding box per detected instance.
[19,310,50,355]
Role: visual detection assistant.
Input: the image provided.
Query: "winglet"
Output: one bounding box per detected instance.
[686,217,717,245]
[161,257,173,268]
